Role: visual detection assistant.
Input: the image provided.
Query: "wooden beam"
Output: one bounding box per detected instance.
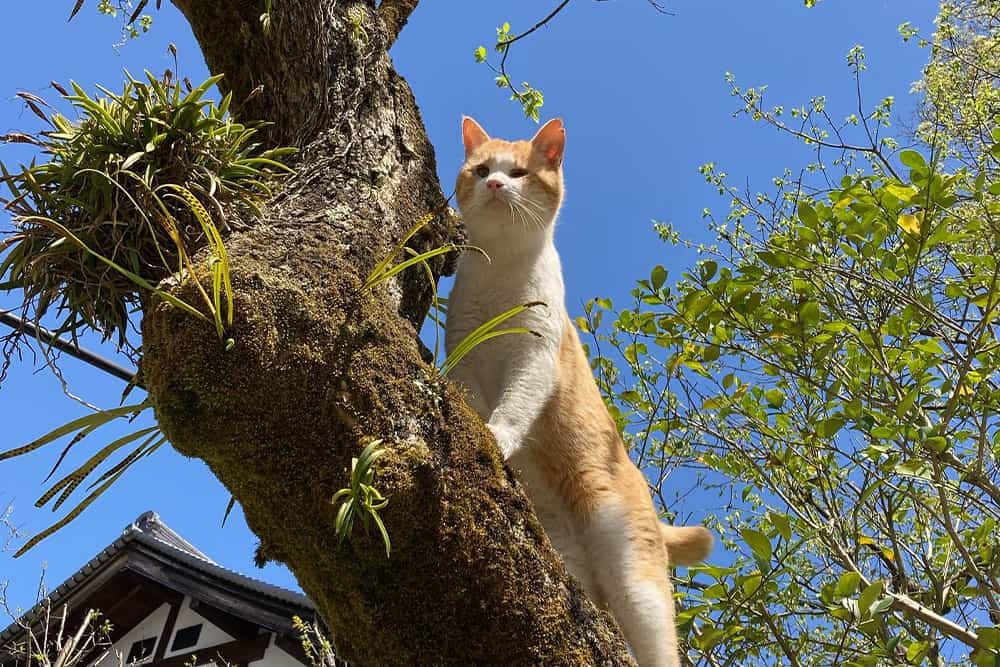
[74,575,182,667]
[148,633,269,667]
[153,598,182,661]
[125,549,309,635]
[188,601,258,641]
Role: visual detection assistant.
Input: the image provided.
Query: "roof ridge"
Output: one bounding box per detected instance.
[125,511,216,564]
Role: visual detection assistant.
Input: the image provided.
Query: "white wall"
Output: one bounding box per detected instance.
[87,595,302,667]
[161,596,235,659]
[92,603,170,667]
[256,636,303,667]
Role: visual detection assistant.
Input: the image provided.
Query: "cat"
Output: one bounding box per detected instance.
[445,116,714,667]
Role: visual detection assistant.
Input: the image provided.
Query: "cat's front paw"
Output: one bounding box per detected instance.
[487,422,519,460]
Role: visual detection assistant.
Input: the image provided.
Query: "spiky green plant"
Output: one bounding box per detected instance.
[0,400,163,556]
[0,70,294,359]
[331,439,391,558]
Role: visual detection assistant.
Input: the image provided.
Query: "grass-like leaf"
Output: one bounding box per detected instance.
[15,465,131,558]
[439,302,545,377]
[331,439,391,558]
[36,426,160,511]
[3,401,165,556]
[363,213,435,289]
[0,401,149,462]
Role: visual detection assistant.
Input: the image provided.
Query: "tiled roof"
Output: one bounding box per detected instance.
[0,511,313,650]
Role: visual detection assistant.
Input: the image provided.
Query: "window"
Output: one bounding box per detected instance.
[126,637,156,664]
[170,624,203,652]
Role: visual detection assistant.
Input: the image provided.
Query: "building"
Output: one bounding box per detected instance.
[0,512,319,667]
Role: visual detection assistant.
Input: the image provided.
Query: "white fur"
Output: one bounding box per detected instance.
[446,157,565,459]
[445,243,564,459]
[584,504,677,667]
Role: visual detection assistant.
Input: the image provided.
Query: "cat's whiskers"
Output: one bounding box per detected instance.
[512,195,547,231]
[515,192,548,218]
[506,200,528,232]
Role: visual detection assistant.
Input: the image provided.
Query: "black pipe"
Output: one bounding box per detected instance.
[0,310,138,385]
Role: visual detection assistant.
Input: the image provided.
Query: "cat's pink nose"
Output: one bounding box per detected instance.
[486,178,504,191]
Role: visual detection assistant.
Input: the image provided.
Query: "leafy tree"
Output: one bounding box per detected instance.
[584,1,1000,665]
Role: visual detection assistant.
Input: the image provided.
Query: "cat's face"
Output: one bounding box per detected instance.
[455,117,565,244]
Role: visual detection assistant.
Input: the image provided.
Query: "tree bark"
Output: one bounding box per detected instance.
[143,1,633,664]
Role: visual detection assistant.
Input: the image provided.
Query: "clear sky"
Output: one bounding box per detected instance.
[0,1,938,612]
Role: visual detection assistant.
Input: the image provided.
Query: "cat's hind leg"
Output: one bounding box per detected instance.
[582,502,680,667]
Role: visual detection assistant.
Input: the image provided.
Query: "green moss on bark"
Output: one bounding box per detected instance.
[142,256,631,666]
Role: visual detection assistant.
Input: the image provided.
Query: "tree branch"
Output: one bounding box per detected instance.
[143,1,633,663]
[377,0,420,48]
[169,0,393,147]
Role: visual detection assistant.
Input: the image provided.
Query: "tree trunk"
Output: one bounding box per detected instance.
[142,1,633,664]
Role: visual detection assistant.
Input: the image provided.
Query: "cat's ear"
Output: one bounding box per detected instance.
[530,118,565,167]
[462,116,491,157]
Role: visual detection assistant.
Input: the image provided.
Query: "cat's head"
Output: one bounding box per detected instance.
[455,116,565,247]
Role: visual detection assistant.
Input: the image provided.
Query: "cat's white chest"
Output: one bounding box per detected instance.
[445,243,565,414]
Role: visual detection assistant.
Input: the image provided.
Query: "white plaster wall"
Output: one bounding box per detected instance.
[161,596,235,658]
[255,636,303,667]
[92,603,170,667]
[86,595,302,667]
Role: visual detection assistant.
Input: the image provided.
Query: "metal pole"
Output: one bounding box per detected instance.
[0,310,138,384]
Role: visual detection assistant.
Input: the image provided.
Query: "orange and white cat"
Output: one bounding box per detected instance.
[445,116,713,667]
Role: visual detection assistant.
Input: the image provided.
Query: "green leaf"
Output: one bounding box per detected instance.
[975,626,1000,650]
[740,528,772,565]
[924,436,949,453]
[816,415,845,438]
[858,581,882,616]
[799,301,821,326]
[651,265,667,291]
[885,182,917,201]
[742,574,762,597]
[905,640,929,662]
[896,386,919,419]
[765,388,785,409]
[798,202,819,227]
[700,260,718,282]
[834,571,862,598]
[869,596,893,616]
[898,150,926,169]
[769,512,791,541]
[440,301,543,377]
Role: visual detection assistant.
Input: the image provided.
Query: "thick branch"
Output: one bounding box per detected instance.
[144,1,632,663]
[169,0,387,147]
[377,0,420,48]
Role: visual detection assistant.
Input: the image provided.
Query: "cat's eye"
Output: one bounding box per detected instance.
[475,165,490,178]
[510,168,528,178]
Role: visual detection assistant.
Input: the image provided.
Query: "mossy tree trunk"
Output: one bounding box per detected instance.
[142,1,634,664]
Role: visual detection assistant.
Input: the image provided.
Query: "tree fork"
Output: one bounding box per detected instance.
[142,1,633,663]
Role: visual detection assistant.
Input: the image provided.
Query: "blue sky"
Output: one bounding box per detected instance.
[0,1,937,612]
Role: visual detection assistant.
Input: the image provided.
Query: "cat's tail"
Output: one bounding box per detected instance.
[659,524,713,566]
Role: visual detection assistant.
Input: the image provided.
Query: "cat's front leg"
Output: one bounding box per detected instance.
[487,342,558,459]
[486,422,520,460]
